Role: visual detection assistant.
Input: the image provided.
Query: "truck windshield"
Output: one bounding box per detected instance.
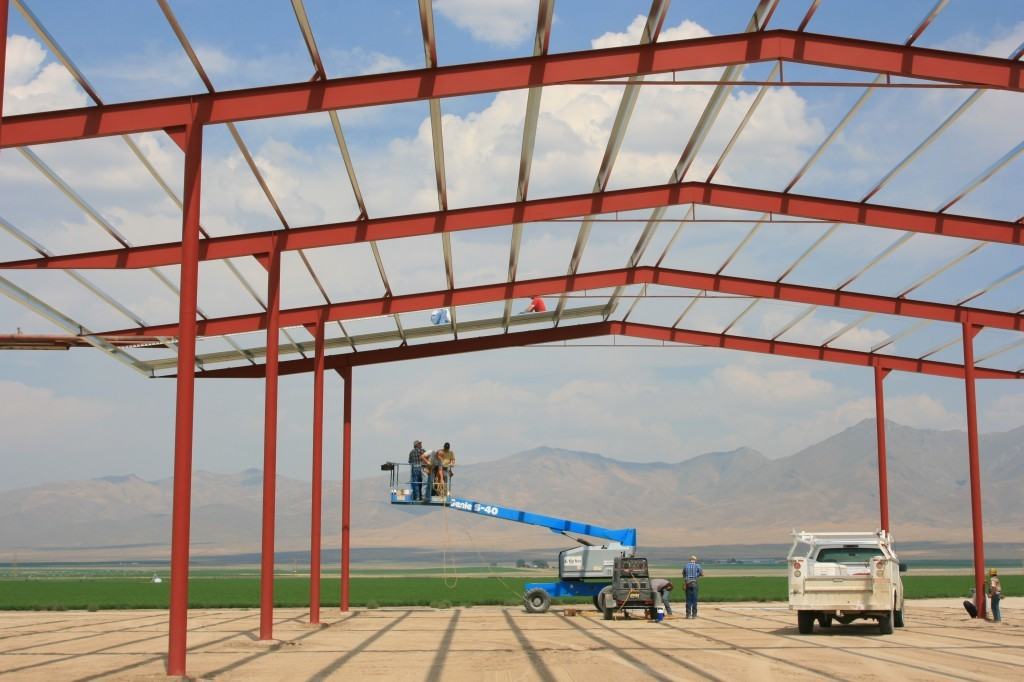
[816,547,883,563]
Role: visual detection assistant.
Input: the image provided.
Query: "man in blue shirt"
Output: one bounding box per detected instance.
[683,555,704,619]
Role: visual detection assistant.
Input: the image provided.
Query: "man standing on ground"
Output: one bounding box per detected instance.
[651,578,674,617]
[408,440,425,501]
[988,568,1002,623]
[683,555,704,619]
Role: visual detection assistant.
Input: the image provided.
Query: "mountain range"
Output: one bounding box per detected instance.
[1,419,1021,562]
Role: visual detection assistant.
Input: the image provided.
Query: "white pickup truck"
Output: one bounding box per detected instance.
[787,530,906,635]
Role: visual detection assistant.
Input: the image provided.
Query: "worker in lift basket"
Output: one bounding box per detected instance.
[408,440,425,501]
[437,442,455,496]
[420,447,438,503]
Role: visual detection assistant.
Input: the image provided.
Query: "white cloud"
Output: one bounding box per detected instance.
[0,380,114,451]
[435,0,537,48]
[710,364,834,405]
[983,392,1024,432]
[2,35,88,115]
[592,16,710,49]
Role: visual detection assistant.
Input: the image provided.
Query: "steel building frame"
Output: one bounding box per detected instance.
[1,1,1022,674]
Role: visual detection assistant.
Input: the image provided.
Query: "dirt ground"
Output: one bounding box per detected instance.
[0,599,1019,681]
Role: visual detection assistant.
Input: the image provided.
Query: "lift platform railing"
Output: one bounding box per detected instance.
[381,461,453,505]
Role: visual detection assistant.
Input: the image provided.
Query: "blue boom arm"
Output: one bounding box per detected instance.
[448,496,636,548]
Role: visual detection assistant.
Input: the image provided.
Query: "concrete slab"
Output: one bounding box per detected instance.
[0,600,1020,680]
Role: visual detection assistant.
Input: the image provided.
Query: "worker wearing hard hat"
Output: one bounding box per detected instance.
[988,568,1002,622]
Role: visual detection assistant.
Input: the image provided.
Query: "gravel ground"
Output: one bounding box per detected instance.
[0,598,1019,680]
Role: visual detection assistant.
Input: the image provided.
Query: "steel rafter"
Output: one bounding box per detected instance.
[185,320,1022,381]
[5,30,1024,149]
[551,0,669,326]
[99,265,1024,341]
[417,0,459,338]
[601,0,779,320]
[7,181,1021,272]
[502,0,554,331]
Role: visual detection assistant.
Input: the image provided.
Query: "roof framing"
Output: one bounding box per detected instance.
[99,265,1024,340]
[4,181,1020,271]
[1,4,1022,385]
[184,320,1021,382]
[3,29,1023,149]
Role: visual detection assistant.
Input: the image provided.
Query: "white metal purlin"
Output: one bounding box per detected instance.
[601,0,777,321]
[159,0,357,355]
[291,0,404,346]
[502,0,555,332]
[550,0,671,326]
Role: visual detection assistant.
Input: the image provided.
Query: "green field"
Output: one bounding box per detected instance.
[0,575,1016,611]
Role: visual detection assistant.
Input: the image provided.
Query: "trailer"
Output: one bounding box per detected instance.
[382,461,648,614]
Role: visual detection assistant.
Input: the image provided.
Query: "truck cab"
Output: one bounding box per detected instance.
[788,530,906,635]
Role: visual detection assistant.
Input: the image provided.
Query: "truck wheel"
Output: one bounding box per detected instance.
[524,588,551,614]
[878,608,894,635]
[817,614,832,628]
[797,611,815,634]
[894,608,904,628]
[598,586,614,619]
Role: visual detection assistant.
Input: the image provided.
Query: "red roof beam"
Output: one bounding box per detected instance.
[101,265,1024,339]
[3,181,1020,272]
[2,30,1022,149]
[183,321,1021,381]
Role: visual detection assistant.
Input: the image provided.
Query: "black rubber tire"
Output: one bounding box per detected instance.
[797,611,815,634]
[878,608,895,635]
[524,588,551,614]
[817,614,832,628]
[593,595,602,611]
[894,608,905,628]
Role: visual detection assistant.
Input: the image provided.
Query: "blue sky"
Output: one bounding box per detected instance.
[1,1,1023,490]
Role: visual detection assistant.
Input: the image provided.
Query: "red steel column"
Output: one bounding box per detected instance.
[259,241,282,640]
[340,366,352,612]
[309,315,326,624]
[962,321,987,619]
[167,118,203,677]
[873,365,891,533]
[1,0,9,129]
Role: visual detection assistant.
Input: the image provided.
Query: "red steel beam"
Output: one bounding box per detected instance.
[7,182,1022,274]
[185,321,1021,381]
[0,0,8,131]
[962,321,987,619]
[873,364,891,533]
[309,314,325,625]
[340,366,352,612]
[2,30,1022,149]
[100,266,1024,340]
[166,120,202,678]
[259,242,282,641]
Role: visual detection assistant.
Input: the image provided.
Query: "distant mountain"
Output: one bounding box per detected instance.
[1,420,1021,562]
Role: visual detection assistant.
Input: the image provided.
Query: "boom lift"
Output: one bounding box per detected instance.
[382,462,650,615]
